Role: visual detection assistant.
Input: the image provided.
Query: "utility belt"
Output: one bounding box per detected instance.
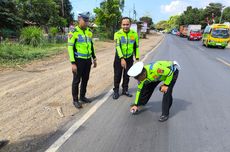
[74,52,91,59]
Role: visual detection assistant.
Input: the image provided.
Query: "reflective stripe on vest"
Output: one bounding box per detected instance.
[74,52,91,58]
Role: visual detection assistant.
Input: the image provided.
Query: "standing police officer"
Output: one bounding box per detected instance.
[113,17,140,99]
[68,12,97,108]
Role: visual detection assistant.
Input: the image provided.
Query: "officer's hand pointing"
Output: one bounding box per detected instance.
[121,58,127,69]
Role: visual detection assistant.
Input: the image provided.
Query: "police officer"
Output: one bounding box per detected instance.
[68,12,97,108]
[128,61,180,122]
[113,17,140,99]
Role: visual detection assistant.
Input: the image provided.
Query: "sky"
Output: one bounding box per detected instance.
[70,0,230,23]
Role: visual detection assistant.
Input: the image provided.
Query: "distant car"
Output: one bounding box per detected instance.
[171,30,178,35]
[187,30,202,41]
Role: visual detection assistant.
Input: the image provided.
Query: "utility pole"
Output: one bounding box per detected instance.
[61,0,64,17]
[133,4,136,21]
[219,6,226,24]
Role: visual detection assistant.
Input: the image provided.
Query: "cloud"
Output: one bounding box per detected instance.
[161,0,187,15]
[161,0,230,15]
[200,0,230,8]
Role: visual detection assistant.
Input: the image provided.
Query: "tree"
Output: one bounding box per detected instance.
[0,0,22,29]
[203,3,223,24]
[155,20,169,30]
[139,16,153,27]
[17,0,60,27]
[54,0,74,26]
[167,15,180,30]
[222,7,230,22]
[94,0,123,39]
[178,6,203,25]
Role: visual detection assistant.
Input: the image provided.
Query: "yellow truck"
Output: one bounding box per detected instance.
[202,24,230,49]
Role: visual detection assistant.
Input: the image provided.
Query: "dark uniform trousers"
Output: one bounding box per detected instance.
[72,58,92,101]
[113,54,134,93]
[137,69,179,116]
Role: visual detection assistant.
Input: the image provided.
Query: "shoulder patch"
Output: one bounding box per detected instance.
[71,28,77,33]
[157,68,164,74]
[68,33,73,39]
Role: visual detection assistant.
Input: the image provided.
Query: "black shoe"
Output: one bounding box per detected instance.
[0,140,9,149]
[158,115,169,122]
[73,101,82,108]
[113,92,119,99]
[80,96,91,103]
[122,91,133,97]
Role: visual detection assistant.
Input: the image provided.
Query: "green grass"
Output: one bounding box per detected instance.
[0,42,67,67]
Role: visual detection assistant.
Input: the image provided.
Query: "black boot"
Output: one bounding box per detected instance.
[158,115,169,122]
[73,100,82,108]
[122,90,133,97]
[113,91,119,99]
[80,96,92,103]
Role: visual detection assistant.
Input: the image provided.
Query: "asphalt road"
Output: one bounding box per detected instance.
[47,34,230,152]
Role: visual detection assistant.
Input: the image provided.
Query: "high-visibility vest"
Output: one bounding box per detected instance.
[68,26,94,61]
[114,29,139,59]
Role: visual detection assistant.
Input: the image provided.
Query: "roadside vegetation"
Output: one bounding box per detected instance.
[155,3,230,32]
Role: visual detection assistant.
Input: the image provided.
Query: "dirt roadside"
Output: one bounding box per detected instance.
[0,33,163,152]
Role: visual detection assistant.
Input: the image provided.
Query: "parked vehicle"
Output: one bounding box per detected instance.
[188,30,202,40]
[171,29,178,35]
[187,25,202,40]
[202,24,230,49]
[179,25,188,37]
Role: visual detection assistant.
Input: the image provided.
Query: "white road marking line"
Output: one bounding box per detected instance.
[45,35,165,152]
[216,57,230,67]
[45,89,113,152]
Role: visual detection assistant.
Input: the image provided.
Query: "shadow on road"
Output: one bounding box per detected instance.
[136,98,191,117]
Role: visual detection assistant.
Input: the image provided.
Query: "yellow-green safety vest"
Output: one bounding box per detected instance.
[134,61,176,105]
[68,26,96,62]
[114,29,140,59]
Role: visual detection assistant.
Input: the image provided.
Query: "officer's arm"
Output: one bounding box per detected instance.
[134,32,140,60]
[134,81,144,105]
[91,41,96,59]
[68,32,76,63]
[157,65,174,86]
[114,33,124,58]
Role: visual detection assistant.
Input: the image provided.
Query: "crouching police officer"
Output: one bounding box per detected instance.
[68,12,97,109]
[128,61,180,122]
[113,17,140,99]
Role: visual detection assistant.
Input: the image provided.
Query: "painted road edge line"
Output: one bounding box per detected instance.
[45,34,165,152]
[216,57,230,67]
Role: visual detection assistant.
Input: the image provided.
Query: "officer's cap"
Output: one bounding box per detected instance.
[128,62,144,77]
[78,12,90,21]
